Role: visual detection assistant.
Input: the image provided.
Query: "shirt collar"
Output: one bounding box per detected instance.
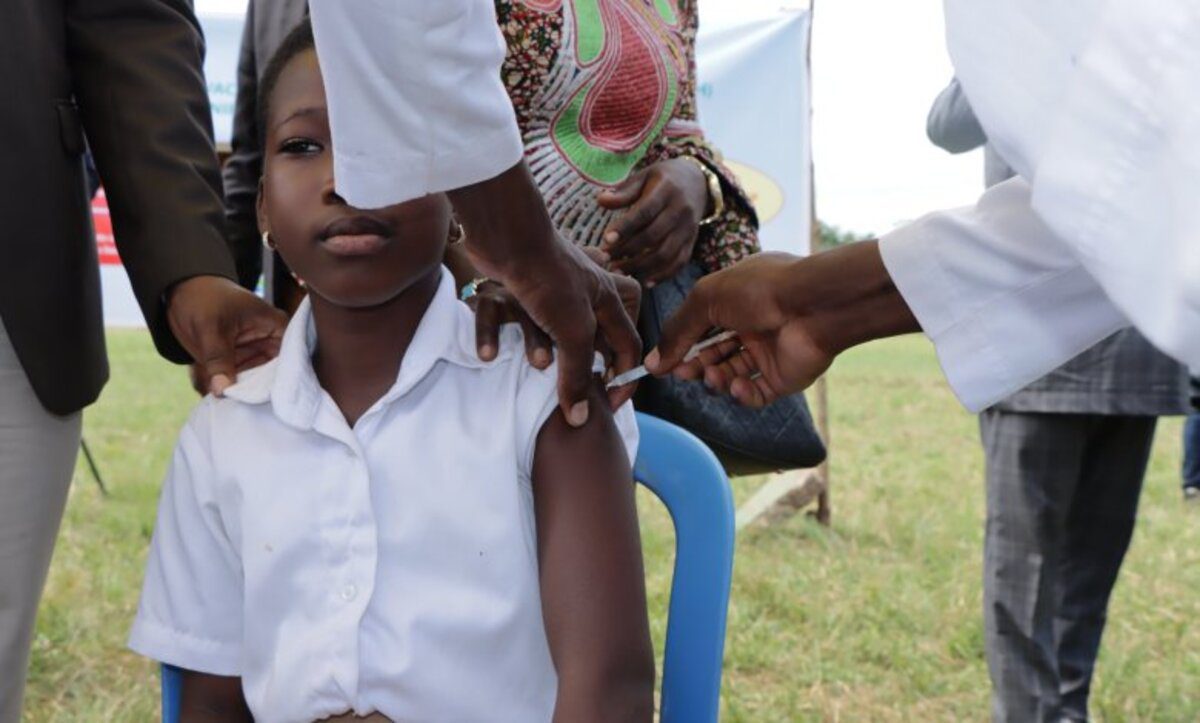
[229,268,496,431]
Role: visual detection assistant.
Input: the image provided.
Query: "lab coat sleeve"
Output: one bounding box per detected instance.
[878,177,1128,412]
[307,0,525,209]
[944,0,1200,378]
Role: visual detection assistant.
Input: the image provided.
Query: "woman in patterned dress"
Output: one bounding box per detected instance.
[484,0,758,284]
[462,0,824,471]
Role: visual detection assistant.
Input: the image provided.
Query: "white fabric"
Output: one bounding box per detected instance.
[880,0,1200,411]
[881,179,1127,412]
[129,270,638,723]
[308,0,524,208]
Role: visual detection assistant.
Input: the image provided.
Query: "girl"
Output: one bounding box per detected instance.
[129,21,654,723]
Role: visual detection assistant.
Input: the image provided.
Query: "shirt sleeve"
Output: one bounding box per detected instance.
[878,177,1128,412]
[128,403,244,676]
[307,0,525,209]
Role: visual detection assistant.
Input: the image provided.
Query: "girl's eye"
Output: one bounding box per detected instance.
[279,138,322,155]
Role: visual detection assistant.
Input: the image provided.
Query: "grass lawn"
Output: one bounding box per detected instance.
[24,331,1200,721]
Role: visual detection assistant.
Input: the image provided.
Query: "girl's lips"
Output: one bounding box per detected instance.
[320,233,390,256]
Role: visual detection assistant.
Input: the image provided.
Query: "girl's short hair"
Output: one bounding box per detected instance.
[257,17,316,140]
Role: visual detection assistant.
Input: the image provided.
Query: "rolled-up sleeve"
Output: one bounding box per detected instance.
[129,405,244,676]
[879,177,1128,412]
[308,0,524,209]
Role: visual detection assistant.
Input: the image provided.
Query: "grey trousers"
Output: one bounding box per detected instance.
[0,321,80,722]
[980,410,1157,723]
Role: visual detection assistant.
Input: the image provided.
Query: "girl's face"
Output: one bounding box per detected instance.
[257,49,450,309]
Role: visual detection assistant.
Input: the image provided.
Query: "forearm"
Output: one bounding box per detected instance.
[448,162,559,280]
[443,242,483,290]
[785,241,920,357]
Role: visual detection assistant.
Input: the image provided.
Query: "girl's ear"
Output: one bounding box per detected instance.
[256,178,268,237]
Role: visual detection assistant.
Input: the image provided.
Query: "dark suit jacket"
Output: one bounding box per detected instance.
[0,0,236,415]
[223,0,310,292]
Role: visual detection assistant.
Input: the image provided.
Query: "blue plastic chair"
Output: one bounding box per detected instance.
[632,412,736,722]
[162,412,735,722]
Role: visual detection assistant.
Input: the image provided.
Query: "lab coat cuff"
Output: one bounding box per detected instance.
[880,227,1127,412]
[333,123,525,210]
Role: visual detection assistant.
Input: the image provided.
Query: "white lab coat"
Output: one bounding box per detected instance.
[309,0,1200,412]
[881,0,1200,410]
[307,0,523,209]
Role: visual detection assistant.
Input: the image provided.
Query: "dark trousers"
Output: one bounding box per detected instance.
[979,410,1157,723]
[1183,414,1200,490]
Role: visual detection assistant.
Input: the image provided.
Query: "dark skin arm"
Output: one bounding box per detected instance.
[448,163,642,425]
[177,671,252,723]
[533,383,655,723]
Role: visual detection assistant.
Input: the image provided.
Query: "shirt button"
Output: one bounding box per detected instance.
[340,584,358,602]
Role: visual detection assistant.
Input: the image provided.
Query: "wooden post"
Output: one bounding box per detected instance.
[813,375,831,525]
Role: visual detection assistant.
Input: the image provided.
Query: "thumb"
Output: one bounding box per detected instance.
[596,171,648,210]
[196,321,238,397]
[645,286,713,375]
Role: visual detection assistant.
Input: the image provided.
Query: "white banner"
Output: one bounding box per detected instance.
[696,2,812,256]
[101,2,813,325]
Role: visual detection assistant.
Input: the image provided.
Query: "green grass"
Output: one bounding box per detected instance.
[25,332,1200,721]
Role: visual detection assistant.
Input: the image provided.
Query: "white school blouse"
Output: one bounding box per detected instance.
[129,270,638,723]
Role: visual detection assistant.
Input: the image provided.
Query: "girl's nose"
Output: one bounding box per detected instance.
[321,172,346,206]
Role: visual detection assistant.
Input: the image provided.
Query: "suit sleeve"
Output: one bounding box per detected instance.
[925,78,987,154]
[307,0,525,209]
[64,0,237,363]
[221,0,266,292]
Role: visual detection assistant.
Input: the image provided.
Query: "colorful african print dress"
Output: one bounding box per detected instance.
[497,0,760,272]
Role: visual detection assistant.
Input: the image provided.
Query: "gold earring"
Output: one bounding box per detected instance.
[290,271,306,289]
[261,231,275,250]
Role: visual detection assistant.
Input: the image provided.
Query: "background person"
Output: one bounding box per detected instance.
[0,0,287,719]
[929,78,1191,723]
[1184,377,1200,502]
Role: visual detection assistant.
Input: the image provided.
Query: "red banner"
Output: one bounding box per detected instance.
[92,188,121,266]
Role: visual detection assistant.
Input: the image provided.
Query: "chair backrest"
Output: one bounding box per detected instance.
[162,413,735,723]
[632,412,736,723]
